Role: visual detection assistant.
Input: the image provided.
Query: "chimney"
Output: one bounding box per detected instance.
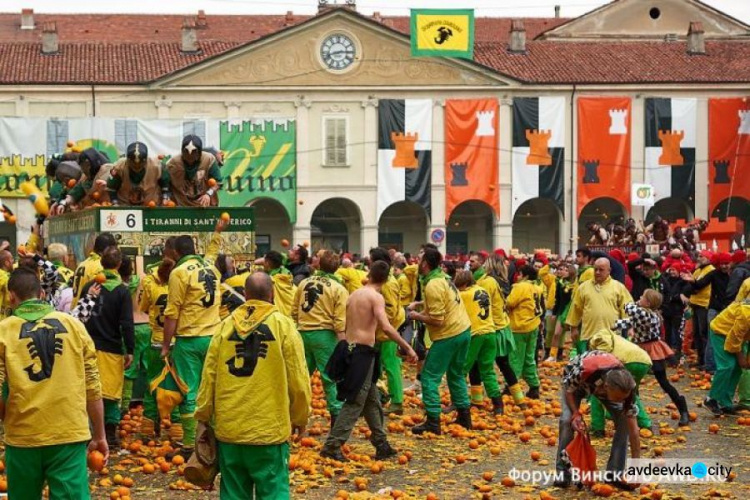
[285,10,294,24]
[196,10,207,29]
[554,5,560,18]
[687,21,705,55]
[509,20,526,53]
[181,17,199,53]
[372,11,382,23]
[21,8,34,30]
[41,22,58,54]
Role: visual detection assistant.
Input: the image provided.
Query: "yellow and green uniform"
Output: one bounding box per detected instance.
[55,263,75,288]
[565,277,633,345]
[690,265,715,308]
[401,265,419,305]
[709,300,750,409]
[292,272,348,416]
[588,329,653,430]
[0,299,101,500]
[577,265,594,285]
[123,275,151,413]
[506,280,543,389]
[420,268,471,418]
[335,267,365,295]
[460,285,500,399]
[164,254,221,448]
[71,252,103,308]
[269,267,296,317]
[377,273,407,406]
[0,269,11,319]
[538,265,557,312]
[396,271,412,307]
[220,272,249,320]
[736,277,750,303]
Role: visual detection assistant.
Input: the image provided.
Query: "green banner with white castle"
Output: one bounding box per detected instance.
[219,119,297,223]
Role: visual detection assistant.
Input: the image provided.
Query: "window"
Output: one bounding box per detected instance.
[115,120,138,153]
[46,119,69,156]
[323,116,348,167]
[182,120,206,143]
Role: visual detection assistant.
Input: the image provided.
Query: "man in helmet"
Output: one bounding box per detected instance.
[107,142,170,206]
[54,148,113,213]
[165,135,221,207]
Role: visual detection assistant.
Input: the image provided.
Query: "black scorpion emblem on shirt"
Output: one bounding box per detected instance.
[20,318,68,382]
[225,323,276,377]
[301,282,324,313]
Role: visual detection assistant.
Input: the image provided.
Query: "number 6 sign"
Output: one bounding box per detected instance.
[99,209,144,232]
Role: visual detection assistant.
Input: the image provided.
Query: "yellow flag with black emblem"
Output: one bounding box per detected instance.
[411,9,474,59]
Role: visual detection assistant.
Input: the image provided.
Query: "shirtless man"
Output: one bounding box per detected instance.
[320,261,417,461]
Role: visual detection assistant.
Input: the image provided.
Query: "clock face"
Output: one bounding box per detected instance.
[320,34,356,71]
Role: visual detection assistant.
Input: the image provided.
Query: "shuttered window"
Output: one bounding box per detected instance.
[323,116,348,167]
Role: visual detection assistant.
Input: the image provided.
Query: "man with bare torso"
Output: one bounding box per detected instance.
[320,261,417,462]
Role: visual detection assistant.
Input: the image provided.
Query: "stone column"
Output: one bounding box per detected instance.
[631,95,647,224]
[361,97,378,186]
[496,97,514,251]
[155,97,172,119]
[694,97,709,220]
[224,101,241,119]
[294,95,312,188]
[361,224,378,254]
[430,99,447,252]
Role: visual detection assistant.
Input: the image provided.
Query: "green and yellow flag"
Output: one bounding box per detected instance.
[410,9,474,59]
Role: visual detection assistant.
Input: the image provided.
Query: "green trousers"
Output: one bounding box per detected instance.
[708,330,748,409]
[509,329,540,389]
[301,330,343,416]
[739,369,750,406]
[591,361,651,431]
[6,442,89,500]
[422,329,471,418]
[142,345,180,424]
[173,335,212,448]
[378,340,403,404]
[463,333,500,398]
[218,441,290,500]
[104,399,121,425]
[122,323,153,412]
[544,316,563,348]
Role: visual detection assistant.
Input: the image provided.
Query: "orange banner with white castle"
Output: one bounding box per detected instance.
[709,98,750,215]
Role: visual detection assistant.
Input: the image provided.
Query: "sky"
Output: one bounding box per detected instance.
[2,0,749,22]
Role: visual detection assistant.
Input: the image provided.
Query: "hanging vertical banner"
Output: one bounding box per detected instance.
[577,96,632,215]
[511,97,565,217]
[219,119,297,223]
[377,99,432,220]
[0,117,297,220]
[708,98,750,215]
[644,98,696,209]
[445,98,499,221]
[410,9,475,59]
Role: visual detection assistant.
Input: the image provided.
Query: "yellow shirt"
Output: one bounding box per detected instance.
[476,273,509,330]
[164,256,222,337]
[220,272,249,320]
[578,266,594,285]
[57,266,75,288]
[402,265,419,304]
[589,329,652,366]
[138,273,170,343]
[195,300,311,445]
[270,270,296,317]
[0,308,101,447]
[690,265,715,308]
[736,277,750,303]
[292,274,348,334]
[0,269,11,319]
[377,274,407,342]
[460,285,495,336]
[506,280,543,333]
[422,276,471,342]
[396,272,412,307]
[566,277,633,341]
[710,300,750,354]
[539,265,557,312]
[335,267,364,295]
[71,253,103,308]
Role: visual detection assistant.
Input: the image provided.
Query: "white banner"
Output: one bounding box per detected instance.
[632,183,655,207]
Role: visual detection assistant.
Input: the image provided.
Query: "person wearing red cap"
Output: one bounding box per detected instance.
[684,251,715,370]
[727,250,750,301]
[685,252,732,372]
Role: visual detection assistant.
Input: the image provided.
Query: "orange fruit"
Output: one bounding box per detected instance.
[160,461,171,473]
[519,432,531,443]
[525,416,535,426]
[546,437,556,446]
[593,483,614,497]
[92,191,101,200]
[113,474,123,485]
[142,463,156,474]
[490,446,501,455]
[281,238,290,248]
[689,412,698,422]
[220,212,230,222]
[501,476,515,487]
[110,492,120,500]
[370,462,383,474]
[398,455,408,465]
[121,477,134,487]
[639,428,653,438]
[468,439,479,450]
[482,471,494,481]
[0,478,6,493]
[147,200,156,208]
[335,491,349,499]
[0,460,5,472]
[455,454,467,464]
[708,423,720,434]
[6,215,16,225]
[540,492,557,500]
[171,455,185,466]
[653,447,664,456]
[207,178,217,187]
[531,451,541,461]
[87,451,105,472]
[116,487,130,497]
[95,273,106,284]
[426,494,439,500]
[67,179,77,188]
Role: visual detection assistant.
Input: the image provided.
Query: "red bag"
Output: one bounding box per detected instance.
[565,429,597,486]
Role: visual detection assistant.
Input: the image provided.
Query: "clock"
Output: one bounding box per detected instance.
[320,34,357,71]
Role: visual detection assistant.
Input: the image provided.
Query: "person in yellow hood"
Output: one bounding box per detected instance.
[71,232,117,308]
[506,265,543,399]
[0,268,108,499]
[196,271,311,499]
[292,250,348,423]
[335,258,365,295]
[263,250,296,317]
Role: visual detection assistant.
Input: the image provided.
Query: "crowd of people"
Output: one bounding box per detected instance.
[0,226,748,498]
